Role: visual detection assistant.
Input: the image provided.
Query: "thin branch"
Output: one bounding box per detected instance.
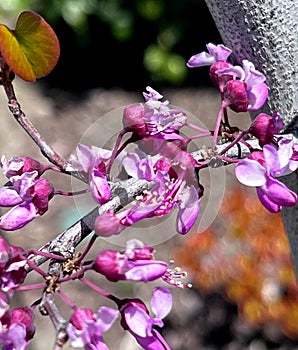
[1,76,68,170]
[39,292,68,350]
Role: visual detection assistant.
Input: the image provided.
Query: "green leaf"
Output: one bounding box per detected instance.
[0,11,60,82]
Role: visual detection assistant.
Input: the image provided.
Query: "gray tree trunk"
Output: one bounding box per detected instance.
[204,0,298,274]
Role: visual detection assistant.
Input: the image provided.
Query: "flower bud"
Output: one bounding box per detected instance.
[93,250,120,282]
[123,104,146,137]
[249,113,284,146]
[94,211,125,237]
[210,61,232,89]
[32,178,54,214]
[223,80,248,112]
[0,202,38,231]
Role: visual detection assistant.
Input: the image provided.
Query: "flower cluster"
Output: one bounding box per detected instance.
[68,87,203,236]
[67,287,172,350]
[0,40,297,350]
[0,156,54,230]
[188,43,297,213]
[187,42,268,112]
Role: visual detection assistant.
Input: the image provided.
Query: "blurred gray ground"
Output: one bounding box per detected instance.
[0,79,258,350]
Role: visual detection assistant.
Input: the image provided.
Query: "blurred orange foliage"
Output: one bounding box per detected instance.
[175,187,298,338]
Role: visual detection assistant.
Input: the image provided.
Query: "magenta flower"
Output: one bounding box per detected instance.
[122,87,187,154]
[0,237,27,297]
[235,139,298,212]
[119,287,172,350]
[121,144,201,234]
[69,144,112,205]
[93,239,168,282]
[1,155,47,178]
[0,171,54,231]
[217,59,269,112]
[142,87,187,139]
[0,307,35,350]
[94,210,126,237]
[187,43,233,88]
[67,307,118,350]
[249,112,284,146]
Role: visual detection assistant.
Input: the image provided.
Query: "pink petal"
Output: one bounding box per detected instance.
[124,305,150,337]
[0,202,37,231]
[96,307,119,333]
[265,178,298,207]
[151,287,172,320]
[235,159,266,187]
[125,261,168,282]
[187,52,215,67]
[0,187,22,207]
[248,83,268,110]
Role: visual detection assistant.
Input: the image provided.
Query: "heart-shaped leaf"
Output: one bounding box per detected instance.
[0,11,60,82]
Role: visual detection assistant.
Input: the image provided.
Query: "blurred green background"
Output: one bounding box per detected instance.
[0,0,221,92]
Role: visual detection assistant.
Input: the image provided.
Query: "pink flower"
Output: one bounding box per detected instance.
[93,239,168,282]
[0,237,27,296]
[187,43,233,88]
[187,43,232,68]
[217,60,269,112]
[1,155,47,178]
[119,287,172,350]
[69,144,112,205]
[0,171,54,230]
[235,138,298,212]
[249,112,284,146]
[0,307,35,350]
[122,87,187,154]
[94,210,126,237]
[121,144,201,234]
[67,307,118,350]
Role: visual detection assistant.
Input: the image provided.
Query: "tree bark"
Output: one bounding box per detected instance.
[204,0,298,274]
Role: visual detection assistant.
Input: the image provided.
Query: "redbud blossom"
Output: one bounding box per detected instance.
[122,87,187,155]
[0,237,27,295]
[121,144,201,234]
[0,171,54,230]
[123,103,146,136]
[222,79,249,112]
[68,144,112,205]
[67,307,118,350]
[187,43,233,89]
[249,112,284,146]
[0,307,35,350]
[93,239,168,282]
[119,287,172,350]
[94,210,125,237]
[217,60,269,112]
[1,155,47,178]
[235,139,298,212]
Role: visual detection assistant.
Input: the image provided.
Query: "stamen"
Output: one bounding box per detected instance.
[161,260,191,289]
